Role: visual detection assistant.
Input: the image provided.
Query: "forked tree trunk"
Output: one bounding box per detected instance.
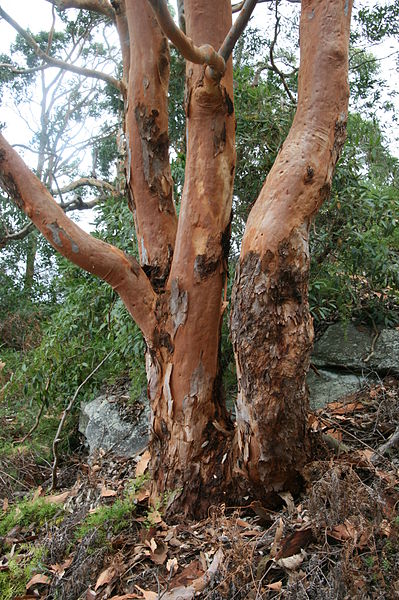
[145,0,237,515]
[230,0,353,501]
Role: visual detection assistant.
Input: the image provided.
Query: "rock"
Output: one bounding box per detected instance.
[79,393,149,458]
[312,323,399,376]
[307,368,365,411]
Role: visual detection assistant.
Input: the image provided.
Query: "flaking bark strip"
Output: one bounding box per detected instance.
[134,103,174,213]
[170,278,188,337]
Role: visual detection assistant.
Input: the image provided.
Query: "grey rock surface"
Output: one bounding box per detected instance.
[79,394,149,458]
[313,323,399,376]
[307,368,365,411]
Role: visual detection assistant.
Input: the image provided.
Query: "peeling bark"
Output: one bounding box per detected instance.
[230,0,353,498]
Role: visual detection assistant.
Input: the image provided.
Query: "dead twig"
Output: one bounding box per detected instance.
[50,350,114,491]
[15,376,52,445]
[371,426,399,464]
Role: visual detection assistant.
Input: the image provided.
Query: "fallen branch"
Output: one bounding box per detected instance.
[50,350,114,490]
[371,426,399,464]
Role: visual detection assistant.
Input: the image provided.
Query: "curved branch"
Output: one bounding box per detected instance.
[0,133,157,340]
[44,0,115,20]
[52,177,116,195]
[146,0,226,74]
[0,7,124,93]
[219,0,258,62]
[0,222,35,248]
[0,62,49,75]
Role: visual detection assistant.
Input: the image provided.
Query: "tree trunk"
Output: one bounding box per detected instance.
[230,0,353,500]
[147,0,237,516]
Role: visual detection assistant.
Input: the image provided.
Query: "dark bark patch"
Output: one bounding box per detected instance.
[157,37,170,89]
[213,121,226,157]
[0,171,24,209]
[224,89,234,116]
[194,254,219,281]
[304,165,314,183]
[134,103,173,213]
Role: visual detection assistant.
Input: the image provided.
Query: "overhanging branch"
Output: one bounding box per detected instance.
[44,0,116,20]
[0,7,124,93]
[0,133,157,340]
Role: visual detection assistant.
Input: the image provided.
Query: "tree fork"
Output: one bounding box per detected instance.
[147,0,237,516]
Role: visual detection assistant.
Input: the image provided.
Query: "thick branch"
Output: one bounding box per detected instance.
[0,134,157,340]
[44,0,115,20]
[146,0,225,74]
[220,0,258,62]
[0,7,123,93]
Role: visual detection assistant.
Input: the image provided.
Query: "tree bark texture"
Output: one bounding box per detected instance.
[230,0,353,499]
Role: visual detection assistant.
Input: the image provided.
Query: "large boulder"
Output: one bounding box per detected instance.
[307,368,365,411]
[79,393,149,458]
[312,323,399,376]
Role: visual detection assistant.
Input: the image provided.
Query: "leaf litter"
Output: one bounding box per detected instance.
[1,378,399,598]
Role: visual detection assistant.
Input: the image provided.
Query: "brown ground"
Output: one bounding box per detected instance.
[1,378,399,599]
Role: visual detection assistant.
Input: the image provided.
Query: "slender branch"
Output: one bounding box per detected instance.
[269,3,296,103]
[220,0,258,62]
[0,7,124,93]
[51,350,114,490]
[44,0,116,20]
[232,0,300,10]
[146,0,226,74]
[0,221,35,247]
[0,62,49,75]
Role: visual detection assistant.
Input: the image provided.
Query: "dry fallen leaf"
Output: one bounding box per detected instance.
[2,497,8,512]
[270,517,284,557]
[26,573,50,589]
[94,566,116,590]
[276,549,307,571]
[50,557,73,578]
[135,585,158,600]
[43,490,70,504]
[109,595,141,600]
[266,581,283,591]
[100,486,117,498]
[135,450,151,477]
[166,557,178,574]
[169,559,203,589]
[279,491,295,515]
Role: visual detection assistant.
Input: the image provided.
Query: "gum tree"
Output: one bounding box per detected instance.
[0,0,353,516]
